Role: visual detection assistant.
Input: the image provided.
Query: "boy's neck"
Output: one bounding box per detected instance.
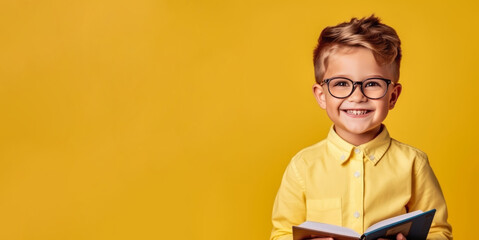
[334,125,383,146]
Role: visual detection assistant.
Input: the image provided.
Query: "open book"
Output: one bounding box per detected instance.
[292,209,435,240]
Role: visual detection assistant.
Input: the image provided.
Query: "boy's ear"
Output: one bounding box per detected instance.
[313,84,327,109]
[388,83,402,110]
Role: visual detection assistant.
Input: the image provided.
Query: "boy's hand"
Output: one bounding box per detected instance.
[378,233,406,240]
[308,238,333,240]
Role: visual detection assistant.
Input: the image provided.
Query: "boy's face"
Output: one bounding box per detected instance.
[313,47,402,145]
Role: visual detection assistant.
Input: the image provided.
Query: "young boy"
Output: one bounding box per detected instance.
[270,16,452,240]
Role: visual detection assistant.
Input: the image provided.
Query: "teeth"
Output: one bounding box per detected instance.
[346,110,369,115]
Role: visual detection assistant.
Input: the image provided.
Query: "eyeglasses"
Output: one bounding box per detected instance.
[321,77,393,99]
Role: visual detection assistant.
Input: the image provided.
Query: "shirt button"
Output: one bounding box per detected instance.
[354,148,360,154]
[354,211,360,218]
[354,171,361,178]
[340,155,346,161]
[369,155,375,160]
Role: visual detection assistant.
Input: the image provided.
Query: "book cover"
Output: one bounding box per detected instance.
[292,209,436,240]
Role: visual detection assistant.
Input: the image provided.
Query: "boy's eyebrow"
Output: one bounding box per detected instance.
[327,74,388,80]
[364,74,388,79]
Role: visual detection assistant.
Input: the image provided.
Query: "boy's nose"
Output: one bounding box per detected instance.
[348,86,367,102]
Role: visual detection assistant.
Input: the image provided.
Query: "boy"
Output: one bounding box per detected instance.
[270,16,452,240]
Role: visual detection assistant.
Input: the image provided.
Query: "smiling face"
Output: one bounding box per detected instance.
[313,46,402,146]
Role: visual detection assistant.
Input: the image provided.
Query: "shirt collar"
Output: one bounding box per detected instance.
[326,125,391,166]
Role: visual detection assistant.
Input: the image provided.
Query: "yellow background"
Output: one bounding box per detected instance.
[0,0,477,239]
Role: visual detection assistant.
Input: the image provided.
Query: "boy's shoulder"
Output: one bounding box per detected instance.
[290,139,329,165]
[290,135,429,166]
[390,138,428,160]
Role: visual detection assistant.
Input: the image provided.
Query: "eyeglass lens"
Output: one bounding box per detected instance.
[328,78,388,99]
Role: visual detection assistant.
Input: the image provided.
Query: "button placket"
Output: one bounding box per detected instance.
[348,158,363,230]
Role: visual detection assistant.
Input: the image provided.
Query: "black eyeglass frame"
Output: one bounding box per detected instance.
[321,77,393,100]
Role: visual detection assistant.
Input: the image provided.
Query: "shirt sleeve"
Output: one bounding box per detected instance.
[270,156,306,240]
[407,155,453,240]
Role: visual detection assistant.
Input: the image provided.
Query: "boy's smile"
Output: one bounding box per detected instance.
[342,109,372,117]
[313,46,402,146]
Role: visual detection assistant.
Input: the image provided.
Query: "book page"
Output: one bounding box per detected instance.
[365,210,423,233]
[299,221,361,238]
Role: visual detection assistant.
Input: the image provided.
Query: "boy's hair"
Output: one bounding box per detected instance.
[313,15,402,83]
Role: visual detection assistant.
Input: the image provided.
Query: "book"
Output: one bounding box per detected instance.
[292,209,435,240]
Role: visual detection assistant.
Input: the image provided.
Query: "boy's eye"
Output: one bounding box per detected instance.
[364,80,381,88]
[332,80,350,87]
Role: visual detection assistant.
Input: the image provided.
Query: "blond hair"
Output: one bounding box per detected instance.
[313,15,402,83]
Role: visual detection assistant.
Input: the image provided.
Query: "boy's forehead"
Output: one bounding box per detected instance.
[325,46,395,79]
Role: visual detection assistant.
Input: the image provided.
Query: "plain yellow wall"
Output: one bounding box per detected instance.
[0,0,477,239]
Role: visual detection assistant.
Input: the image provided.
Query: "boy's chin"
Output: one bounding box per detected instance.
[337,124,382,136]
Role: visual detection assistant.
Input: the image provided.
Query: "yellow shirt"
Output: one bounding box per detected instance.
[270,126,452,240]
